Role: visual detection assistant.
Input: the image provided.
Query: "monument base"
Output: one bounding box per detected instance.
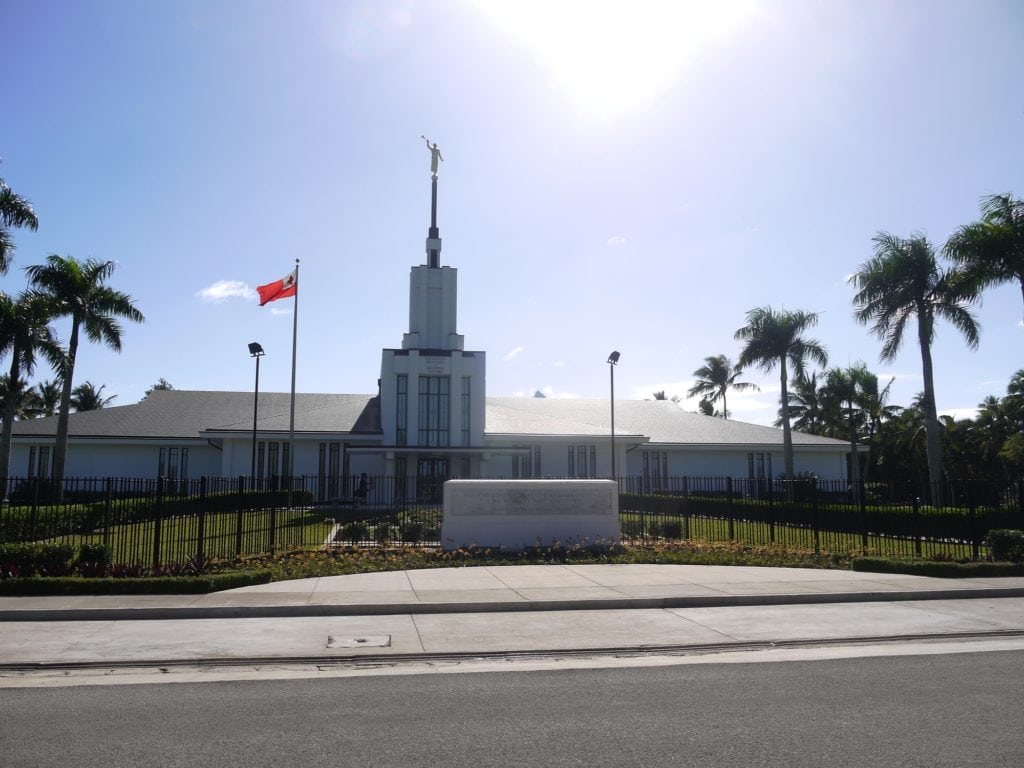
[441,479,621,551]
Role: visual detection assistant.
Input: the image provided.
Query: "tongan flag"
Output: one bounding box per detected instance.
[256,269,297,306]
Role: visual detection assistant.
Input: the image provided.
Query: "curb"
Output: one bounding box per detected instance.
[4,586,1024,622]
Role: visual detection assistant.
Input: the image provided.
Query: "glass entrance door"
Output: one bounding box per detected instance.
[416,458,449,503]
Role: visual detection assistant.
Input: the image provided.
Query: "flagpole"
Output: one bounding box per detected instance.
[288,258,299,508]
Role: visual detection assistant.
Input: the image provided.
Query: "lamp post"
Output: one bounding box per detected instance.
[607,351,620,481]
[248,342,265,482]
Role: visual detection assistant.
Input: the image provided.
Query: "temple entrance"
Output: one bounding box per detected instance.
[417,457,449,503]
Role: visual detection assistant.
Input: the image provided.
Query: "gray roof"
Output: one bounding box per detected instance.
[12,390,850,449]
[486,397,851,448]
[11,390,379,439]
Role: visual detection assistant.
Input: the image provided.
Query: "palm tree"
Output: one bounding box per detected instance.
[686,355,759,420]
[29,379,61,418]
[0,176,39,274]
[856,371,900,482]
[0,375,40,420]
[735,307,828,480]
[25,255,144,491]
[70,381,116,411]
[819,364,875,487]
[142,377,173,399]
[781,371,827,436]
[0,292,62,492]
[945,193,1024,319]
[850,233,980,504]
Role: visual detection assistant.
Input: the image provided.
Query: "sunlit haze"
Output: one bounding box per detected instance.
[2,0,1022,426]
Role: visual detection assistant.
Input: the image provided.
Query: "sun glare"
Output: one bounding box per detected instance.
[467,0,757,119]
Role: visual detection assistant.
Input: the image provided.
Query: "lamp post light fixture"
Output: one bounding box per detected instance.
[248,342,265,482]
[607,351,620,481]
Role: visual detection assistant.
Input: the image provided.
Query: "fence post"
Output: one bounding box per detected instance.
[268,497,277,556]
[912,496,922,558]
[968,482,979,562]
[196,476,208,563]
[726,477,735,541]
[767,479,775,545]
[103,477,113,551]
[858,479,868,555]
[29,476,40,539]
[235,475,245,558]
[811,478,820,557]
[1018,478,1024,529]
[152,476,164,570]
[682,476,690,540]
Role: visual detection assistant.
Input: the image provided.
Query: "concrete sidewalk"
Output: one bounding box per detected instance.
[4,564,1024,621]
[4,565,1024,677]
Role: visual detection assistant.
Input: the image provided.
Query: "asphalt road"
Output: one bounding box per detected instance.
[4,650,1022,768]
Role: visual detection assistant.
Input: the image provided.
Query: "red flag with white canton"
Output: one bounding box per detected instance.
[257,269,297,306]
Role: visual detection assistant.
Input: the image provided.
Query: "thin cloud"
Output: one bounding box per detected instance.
[607,235,628,246]
[196,280,256,303]
[503,346,525,362]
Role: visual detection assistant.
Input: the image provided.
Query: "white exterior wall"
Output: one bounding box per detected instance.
[625,446,850,482]
[380,349,486,448]
[9,440,221,479]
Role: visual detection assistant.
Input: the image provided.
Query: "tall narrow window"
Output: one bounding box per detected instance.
[461,376,471,445]
[168,448,179,480]
[28,446,36,479]
[418,376,450,447]
[589,446,597,478]
[268,442,280,477]
[38,446,50,479]
[396,375,408,446]
[328,443,340,499]
[577,445,589,478]
[567,446,574,477]
[318,443,327,501]
[158,447,166,478]
[257,442,266,480]
[534,446,542,478]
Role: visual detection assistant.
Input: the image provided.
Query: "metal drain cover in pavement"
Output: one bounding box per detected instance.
[327,635,392,649]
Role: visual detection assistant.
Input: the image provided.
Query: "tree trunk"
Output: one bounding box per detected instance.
[51,319,79,501]
[0,347,22,498]
[779,356,794,481]
[917,313,944,506]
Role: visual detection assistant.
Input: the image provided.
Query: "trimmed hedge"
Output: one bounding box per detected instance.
[0,570,273,595]
[852,556,1024,578]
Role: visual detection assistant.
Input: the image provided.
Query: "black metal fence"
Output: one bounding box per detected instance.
[1,475,1022,567]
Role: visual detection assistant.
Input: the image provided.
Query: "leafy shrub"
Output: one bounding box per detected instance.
[0,542,76,577]
[374,523,398,544]
[983,529,1024,563]
[400,522,424,542]
[338,521,369,542]
[657,520,683,539]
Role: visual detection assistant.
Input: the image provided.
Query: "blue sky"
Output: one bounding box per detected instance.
[2,0,1022,425]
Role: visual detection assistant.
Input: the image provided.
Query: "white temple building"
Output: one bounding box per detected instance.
[11,169,857,500]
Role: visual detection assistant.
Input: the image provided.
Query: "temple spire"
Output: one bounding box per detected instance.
[421,136,443,268]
